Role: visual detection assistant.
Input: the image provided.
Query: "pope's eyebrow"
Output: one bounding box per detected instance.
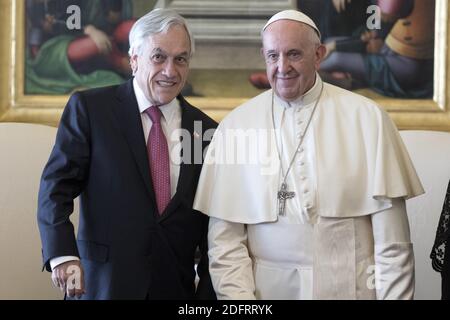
[287,49,302,54]
[176,51,189,58]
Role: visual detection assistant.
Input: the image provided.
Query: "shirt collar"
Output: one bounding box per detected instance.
[133,78,178,123]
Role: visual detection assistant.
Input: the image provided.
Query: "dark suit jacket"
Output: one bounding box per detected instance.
[37,79,217,300]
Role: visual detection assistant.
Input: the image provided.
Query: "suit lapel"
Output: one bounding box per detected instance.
[158,95,197,222]
[112,80,157,206]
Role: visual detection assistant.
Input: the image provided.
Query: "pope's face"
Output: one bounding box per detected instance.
[130,25,190,106]
[262,20,325,101]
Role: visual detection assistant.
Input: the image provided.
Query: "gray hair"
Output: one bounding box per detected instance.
[307,27,321,47]
[128,8,195,57]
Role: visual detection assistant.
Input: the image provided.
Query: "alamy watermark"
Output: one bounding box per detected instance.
[66,5,81,30]
[63,4,381,31]
[165,123,281,176]
[366,5,382,30]
[66,264,82,291]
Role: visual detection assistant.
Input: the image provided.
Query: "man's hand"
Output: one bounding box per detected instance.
[84,25,113,55]
[361,31,384,54]
[52,260,86,299]
[42,14,55,33]
[107,10,122,24]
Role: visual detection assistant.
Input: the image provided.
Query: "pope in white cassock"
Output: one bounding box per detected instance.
[193,10,424,300]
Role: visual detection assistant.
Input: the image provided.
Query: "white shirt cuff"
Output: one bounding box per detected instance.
[50,256,80,271]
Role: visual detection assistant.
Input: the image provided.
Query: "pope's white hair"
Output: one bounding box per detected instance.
[128,8,195,57]
[306,25,321,47]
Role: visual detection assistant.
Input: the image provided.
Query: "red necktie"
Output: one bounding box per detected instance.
[145,106,171,215]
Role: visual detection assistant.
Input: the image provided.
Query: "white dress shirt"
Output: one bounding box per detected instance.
[134,78,181,198]
[50,79,182,270]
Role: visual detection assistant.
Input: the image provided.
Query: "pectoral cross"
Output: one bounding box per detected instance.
[277,182,295,216]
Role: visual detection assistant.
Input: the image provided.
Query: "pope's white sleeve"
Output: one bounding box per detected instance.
[372,198,415,300]
[208,217,256,300]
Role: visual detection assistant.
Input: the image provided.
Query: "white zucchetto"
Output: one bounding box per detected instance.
[263,9,321,40]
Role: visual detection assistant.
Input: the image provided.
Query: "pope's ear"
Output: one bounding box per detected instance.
[316,44,326,66]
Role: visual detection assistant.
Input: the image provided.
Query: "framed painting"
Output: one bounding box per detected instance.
[0,0,449,130]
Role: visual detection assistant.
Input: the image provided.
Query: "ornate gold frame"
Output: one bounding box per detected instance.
[1,0,449,130]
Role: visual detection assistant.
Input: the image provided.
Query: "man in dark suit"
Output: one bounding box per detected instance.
[37,8,217,300]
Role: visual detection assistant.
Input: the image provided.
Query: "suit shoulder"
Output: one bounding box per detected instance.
[182,99,218,129]
[74,83,121,101]
[65,82,125,116]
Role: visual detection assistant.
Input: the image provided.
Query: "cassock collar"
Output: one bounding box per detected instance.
[133,78,179,124]
[274,73,322,110]
[272,74,323,129]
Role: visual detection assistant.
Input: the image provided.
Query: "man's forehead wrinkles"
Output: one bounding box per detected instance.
[151,48,164,53]
[149,47,189,57]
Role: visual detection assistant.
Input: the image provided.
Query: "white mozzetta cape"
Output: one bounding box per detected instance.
[194,83,424,223]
